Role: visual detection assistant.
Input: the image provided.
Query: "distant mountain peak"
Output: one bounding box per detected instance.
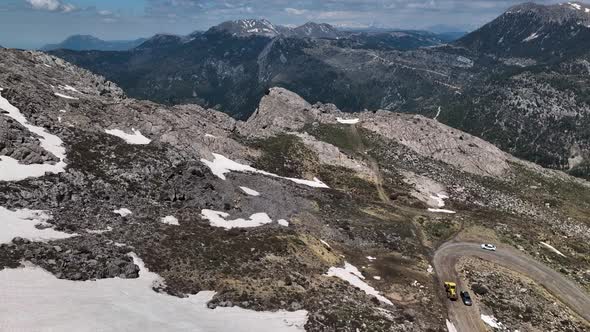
[505,1,590,24]
[291,22,342,38]
[41,35,147,51]
[456,1,590,60]
[210,19,280,37]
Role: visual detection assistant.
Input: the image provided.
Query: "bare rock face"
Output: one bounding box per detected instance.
[239,87,319,137]
[295,132,375,180]
[240,87,511,177]
[358,112,511,177]
[0,117,59,165]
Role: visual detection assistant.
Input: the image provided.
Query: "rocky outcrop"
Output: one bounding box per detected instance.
[240,87,511,177]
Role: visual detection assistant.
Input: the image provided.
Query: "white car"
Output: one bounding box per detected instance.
[481,244,497,251]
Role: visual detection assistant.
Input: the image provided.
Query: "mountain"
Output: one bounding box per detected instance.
[210,19,282,37]
[49,20,460,119]
[289,22,344,39]
[436,31,467,42]
[2,48,590,332]
[47,6,590,181]
[41,35,147,51]
[456,2,590,60]
[344,30,449,50]
[135,33,191,50]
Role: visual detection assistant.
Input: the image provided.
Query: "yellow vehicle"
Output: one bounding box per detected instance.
[444,282,458,301]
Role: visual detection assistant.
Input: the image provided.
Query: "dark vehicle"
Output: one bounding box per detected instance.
[460,291,472,306]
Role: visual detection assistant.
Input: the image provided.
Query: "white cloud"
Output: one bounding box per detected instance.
[285,8,307,15]
[98,10,113,16]
[25,0,75,13]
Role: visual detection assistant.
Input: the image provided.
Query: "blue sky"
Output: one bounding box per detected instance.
[0,0,566,49]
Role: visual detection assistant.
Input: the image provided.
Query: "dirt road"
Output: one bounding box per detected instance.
[434,242,590,332]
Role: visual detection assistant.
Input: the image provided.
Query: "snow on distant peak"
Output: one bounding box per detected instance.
[523,32,540,42]
[105,128,151,145]
[326,262,393,305]
[201,209,273,229]
[569,2,582,11]
[0,90,67,181]
[0,252,308,331]
[0,206,75,244]
[200,153,329,188]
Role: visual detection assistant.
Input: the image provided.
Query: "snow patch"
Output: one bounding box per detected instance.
[201,153,329,188]
[427,265,434,274]
[427,208,457,214]
[105,128,151,145]
[240,186,260,196]
[320,239,331,248]
[326,262,392,305]
[429,193,448,207]
[278,219,289,227]
[161,216,179,226]
[446,319,458,332]
[373,276,381,280]
[62,85,79,93]
[570,2,582,10]
[86,226,113,234]
[201,209,273,229]
[0,207,75,244]
[204,134,217,138]
[481,314,504,329]
[0,91,67,181]
[336,117,360,125]
[366,256,376,261]
[540,242,567,257]
[0,253,307,331]
[113,208,133,217]
[427,193,456,213]
[54,92,78,100]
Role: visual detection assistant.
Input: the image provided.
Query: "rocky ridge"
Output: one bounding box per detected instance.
[0,48,589,331]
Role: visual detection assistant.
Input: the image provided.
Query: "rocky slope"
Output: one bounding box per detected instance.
[1,48,589,331]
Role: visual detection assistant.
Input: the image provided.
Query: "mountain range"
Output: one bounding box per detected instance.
[49,2,590,181]
[41,35,148,52]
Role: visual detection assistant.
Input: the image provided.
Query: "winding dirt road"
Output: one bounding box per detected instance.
[434,242,590,332]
